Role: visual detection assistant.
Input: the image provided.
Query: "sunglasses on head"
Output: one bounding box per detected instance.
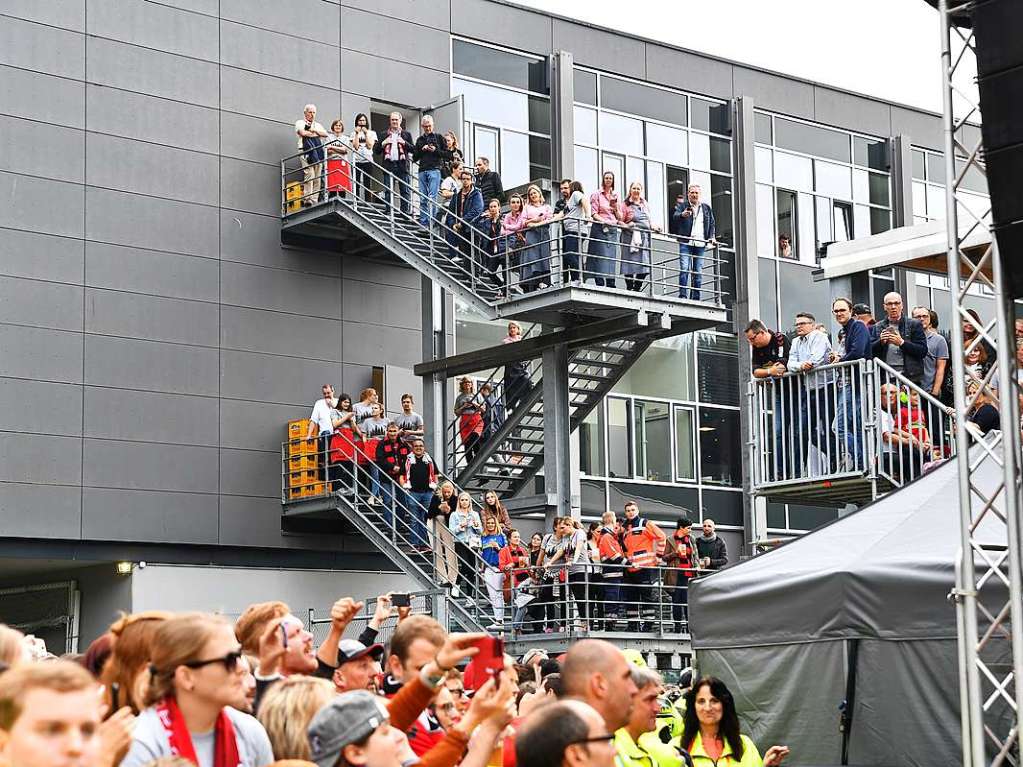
[184,650,243,673]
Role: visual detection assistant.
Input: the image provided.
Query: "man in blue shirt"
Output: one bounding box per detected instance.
[787,311,836,476]
[830,298,872,471]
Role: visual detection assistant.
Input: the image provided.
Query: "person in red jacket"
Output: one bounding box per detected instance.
[621,502,666,632]
[499,529,530,633]
[376,424,411,537]
[597,511,626,629]
[663,514,699,633]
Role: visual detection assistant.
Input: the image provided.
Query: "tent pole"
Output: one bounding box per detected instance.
[839,638,859,765]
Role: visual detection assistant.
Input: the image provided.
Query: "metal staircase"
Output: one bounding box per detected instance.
[447,336,658,497]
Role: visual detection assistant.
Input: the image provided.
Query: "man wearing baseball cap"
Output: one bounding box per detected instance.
[308,689,403,767]
[332,638,385,694]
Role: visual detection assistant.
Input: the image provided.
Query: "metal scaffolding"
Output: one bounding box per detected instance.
[939,1,1023,764]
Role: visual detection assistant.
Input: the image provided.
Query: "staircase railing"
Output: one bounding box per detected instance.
[748,357,956,492]
[280,144,729,308]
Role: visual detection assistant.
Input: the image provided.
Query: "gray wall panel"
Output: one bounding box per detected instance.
[645,44,733,100]
[0,483,81,539]
[220,448,280,498]
[86,37,219,108]
[221,21,339,90]
[218,494,298,548]
[342,321,420,366]
[890,106,943,151]
[0,433,81,485]
[82,487,219,543]
[220,0,340,45]
[0,379,83,437]
[0,325,83,384]
[83,439,219,493]
[340,50,448,108]
[84,242,219,303]
[220,350,340,406]
[84,289,219,347]
[344,0,449,31]
[220,400,306,452]
[221,261,341,319]
[157,0,220,14]
[0,230,84,284]
[220,305,342,361]
[450,0,546,55]
[85,188,219,258]
[220,112,293,165]
[0,277,84,332]
[3,0,86,31]
[84,335,219,396]
[0,172,85,239]
[221,210,340,276]
[341,363,375,398]
[0,66,85,128]
[0,117,83,182]
[83,387,220,446]
[86,0,219,61]
[342,256,419,290]
[86,133,219,206]
[553,20,644,79]
[220,67,340,125]
[85,85,220,154]
[342,9,449,72]
[0,17,84,79]
[220,158,282,216]
[342,279,419,329]
[813,87,892,138]
[733,67,814,119]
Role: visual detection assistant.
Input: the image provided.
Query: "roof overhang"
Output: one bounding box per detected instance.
[813,219,992,282]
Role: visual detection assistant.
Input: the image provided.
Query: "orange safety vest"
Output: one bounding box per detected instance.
[622,518,666,572]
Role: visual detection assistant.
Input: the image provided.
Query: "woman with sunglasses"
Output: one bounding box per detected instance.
[121,612,274,767]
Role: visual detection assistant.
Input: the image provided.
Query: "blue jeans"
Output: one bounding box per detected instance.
[602,581,622,618]
[417,169,441,228]
[408,490,433,546]
[382,164,411,214]
[835,383,862,470]
[679,244,705,299]
[379,479,410,537]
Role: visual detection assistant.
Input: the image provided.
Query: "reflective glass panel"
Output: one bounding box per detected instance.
[600,152,625,191]
[453,40,548,94]
[626,155,645,191]
[698,407,741,486]
[574,145,598,194]
[646,122,686,165]
[778,260,832,336]
[689,133,710,171]
[774,151,813,192]
[529,136,551,168]
[870,207,891,234]
[702,489,743,526]
[574,68,597,105]
[601,75,687,126]
[691,98,730,135]
[607,398,632,479]
[854,136,888,170]
[852,168,869,203]
[814,196,832,243]
[868,172,890,206]
[500,130,530,188]
[528,96,551,134]
[756,184,775,258]
[453,77,528,132]
[634,399,672,482]
[926,185,945,221]
[854,204,870,238]
[774,118,851,163]
[674,406,696,482]
[926,152,946,184]
[787,504,840,531]
[598,111,644,156]
[579,405,605,476]
[758,257,779,329]
[667,166,690,217]
[697,333,740,406]
[646,161,665,231]
[766,501,787,530]
[754,146,773,182]
[776,189,798,258]
[911,149,926,180]
[574,106,597,145]
[709,137,731,173]
[912,181,927,217]
[607,483,699,526]
[754,111,772,144]
[474,126,499,169]
[580,479,607,515]
[955,157,988,194]
[798,192,816,264]
[613,336,696,401]
[710,175,733,245]
[814,160,852,200]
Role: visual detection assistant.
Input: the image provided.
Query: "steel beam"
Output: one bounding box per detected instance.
[542,343,574,526]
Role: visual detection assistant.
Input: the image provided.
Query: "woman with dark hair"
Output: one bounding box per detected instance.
[350,112,378,203]
[481,489,512,535]
[587,170,623,287]
[682,676,789,766]
[329,392,362,494]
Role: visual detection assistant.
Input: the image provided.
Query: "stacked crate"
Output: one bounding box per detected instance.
[286,419,325,499]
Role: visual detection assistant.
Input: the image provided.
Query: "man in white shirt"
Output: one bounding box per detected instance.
[295,103,328,205]
[305,384,337,477]
[786,312,838,475]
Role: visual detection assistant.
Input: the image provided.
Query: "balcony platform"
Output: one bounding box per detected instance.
[506,630,692,659]
[753,473,894,507]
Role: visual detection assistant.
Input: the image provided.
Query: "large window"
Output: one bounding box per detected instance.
[911,146,990,225]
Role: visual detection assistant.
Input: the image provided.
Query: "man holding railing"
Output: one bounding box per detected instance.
[787,312,838,475]
[830,298,872,472]
[745,319,792,479]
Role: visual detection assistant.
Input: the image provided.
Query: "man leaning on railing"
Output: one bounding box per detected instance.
[745,319,792,479]
[829,298,873,472]
[787,311,839,475]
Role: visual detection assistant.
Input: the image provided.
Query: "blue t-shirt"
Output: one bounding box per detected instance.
[480,533,507,567]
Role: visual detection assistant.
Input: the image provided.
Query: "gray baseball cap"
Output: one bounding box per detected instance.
[308,690,389,767]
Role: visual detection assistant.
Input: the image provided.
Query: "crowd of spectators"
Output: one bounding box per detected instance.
[293,105,719,299]
[0,596,791,767]
[746,290,1022,483]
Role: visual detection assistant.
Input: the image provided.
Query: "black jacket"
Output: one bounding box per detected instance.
[476,170,505,204]
[695,535,727,570]
[870,315,927,384]
[412,132,451,173]
[374,129,414,171]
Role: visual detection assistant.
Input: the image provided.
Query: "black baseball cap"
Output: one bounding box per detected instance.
[337,639,384,666]
[852,303,872,315]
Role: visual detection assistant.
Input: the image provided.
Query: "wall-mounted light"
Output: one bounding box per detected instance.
[115,561,133,575]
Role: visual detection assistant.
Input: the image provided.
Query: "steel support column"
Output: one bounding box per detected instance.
[421,275,450,469]
[542,343,576,526]
[550,50,575,183]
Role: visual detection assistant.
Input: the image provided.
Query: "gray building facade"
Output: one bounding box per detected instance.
[0,0,984,645]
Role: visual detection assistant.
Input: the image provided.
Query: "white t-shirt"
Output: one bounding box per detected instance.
[295,119,326,149]
[691,205,705,244]
[351,129,378,163]
[121,706,274,767]
[309,398,336,435]
[878,408,895,453]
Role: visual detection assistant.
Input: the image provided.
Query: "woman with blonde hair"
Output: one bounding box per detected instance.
[121,612,273,767]
[519,184,554,292]
[428,481,459,587]
[0,624,27,669]
[448,491,482,598]
[101,611,173,714]
[257,676,334,761]
[454,377,485,465]
[620,181,660,292]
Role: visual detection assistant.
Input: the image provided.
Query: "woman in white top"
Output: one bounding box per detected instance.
[349,112,378,203]
[325,119,353,199]
[438,160,463,229]
[555,180,590,284]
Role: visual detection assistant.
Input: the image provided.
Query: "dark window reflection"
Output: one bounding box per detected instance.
[778,260,832,337]
[691,99,731,135]
[758,257,779,331]
[754,112,772,144]
[870,207,891,235]
[666,165,689,219]
[581,479,607,516]
[574,68,597,105]
[697,334,740,407]
[453,40,548,94]
[710,175,733,244]
[607,398,633,478]
[709,137,731,173]
[608,482,699,526]
[580,407,605,476]
[766,501,786,529]
[774,118,850,163]
[529,136,551,167]
[528,96,551,134]
[868,172,890,207]
[698,407,741,486]
[601,75,687,126]
[787,503,839,531]
[702,489,742,526]
[853,136,889,171]
[776,189,798,258]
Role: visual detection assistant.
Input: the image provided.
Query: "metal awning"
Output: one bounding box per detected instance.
[813,219,992,282]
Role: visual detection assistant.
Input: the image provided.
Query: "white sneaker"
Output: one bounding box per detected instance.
[486,622,502,631]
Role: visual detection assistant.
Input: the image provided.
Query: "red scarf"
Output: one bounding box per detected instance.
[156,696,241,767]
